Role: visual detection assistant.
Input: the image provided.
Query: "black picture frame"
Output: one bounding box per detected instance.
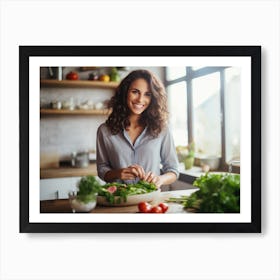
[20,45,261,233]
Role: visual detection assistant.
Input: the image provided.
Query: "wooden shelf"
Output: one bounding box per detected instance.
[40,163,98,179]
[40,79,119,89]
[40,108,111,115]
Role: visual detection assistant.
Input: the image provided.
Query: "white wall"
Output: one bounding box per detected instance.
[0,1,279,280]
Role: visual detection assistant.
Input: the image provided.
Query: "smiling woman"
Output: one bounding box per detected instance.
[96,69,179,189]
[126,78,152,117]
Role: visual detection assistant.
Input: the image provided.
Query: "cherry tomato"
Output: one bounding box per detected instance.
[138,202,152,213]
[66,71,79,80]
[158,202,168,213]
[150,206,163,213]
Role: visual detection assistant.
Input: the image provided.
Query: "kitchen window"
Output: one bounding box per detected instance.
[165,66,241,172]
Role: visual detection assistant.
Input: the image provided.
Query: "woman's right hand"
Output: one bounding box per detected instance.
[118,164,146,180]
[104,164,146,181]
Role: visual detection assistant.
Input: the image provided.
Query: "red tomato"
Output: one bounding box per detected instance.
[158,203,169,213]
[150,206,163,213]
[138,202,152,213]
[66,71,79,80]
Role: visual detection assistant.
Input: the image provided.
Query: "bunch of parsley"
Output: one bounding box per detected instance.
[169,173,240,213]
[76,175,101,204]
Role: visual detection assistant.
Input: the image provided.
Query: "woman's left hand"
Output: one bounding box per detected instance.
[144,171,163,188]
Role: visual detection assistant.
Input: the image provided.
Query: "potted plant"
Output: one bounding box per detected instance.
[69,175,101,212]
[176,142,195,170]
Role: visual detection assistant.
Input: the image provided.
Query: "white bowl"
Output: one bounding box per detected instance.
[70,199,96,212]
[200,156,221,171]
[97,189,161,207]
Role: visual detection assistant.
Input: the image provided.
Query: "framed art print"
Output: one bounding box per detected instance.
[19,45,261,233]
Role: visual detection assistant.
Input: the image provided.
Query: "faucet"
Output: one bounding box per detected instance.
[228,159,240,173]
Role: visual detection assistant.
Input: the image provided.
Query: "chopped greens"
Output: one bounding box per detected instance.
[98,180,158,204]
[167,173,240,213]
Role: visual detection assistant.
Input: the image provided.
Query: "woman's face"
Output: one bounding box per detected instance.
[127,78,152,116]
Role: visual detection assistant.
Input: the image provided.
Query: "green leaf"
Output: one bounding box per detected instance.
[76,176,101,203]
[98,180,157,204]
[168,173,240,213]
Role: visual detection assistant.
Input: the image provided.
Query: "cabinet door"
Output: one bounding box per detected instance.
[40,177,81,201]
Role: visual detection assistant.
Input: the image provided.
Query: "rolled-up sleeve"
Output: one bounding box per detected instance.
[160,127,180,179]
[96,125,112,181]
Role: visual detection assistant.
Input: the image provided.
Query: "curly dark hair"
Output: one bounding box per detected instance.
[106,69,168,137]
[105,69,168,137]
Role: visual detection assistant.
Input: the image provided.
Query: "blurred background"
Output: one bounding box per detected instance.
[40,65,240,174]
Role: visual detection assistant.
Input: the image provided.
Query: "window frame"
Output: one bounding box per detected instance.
[165,66,240,173]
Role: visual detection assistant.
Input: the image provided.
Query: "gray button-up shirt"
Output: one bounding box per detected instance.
[96,123,179,184]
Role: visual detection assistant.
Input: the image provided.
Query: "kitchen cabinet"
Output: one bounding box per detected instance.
[40,174,106,201]
[40,176,82,201]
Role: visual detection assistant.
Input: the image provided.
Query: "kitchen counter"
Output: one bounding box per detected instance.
[40,189,198,213]
[40,163,97,179]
